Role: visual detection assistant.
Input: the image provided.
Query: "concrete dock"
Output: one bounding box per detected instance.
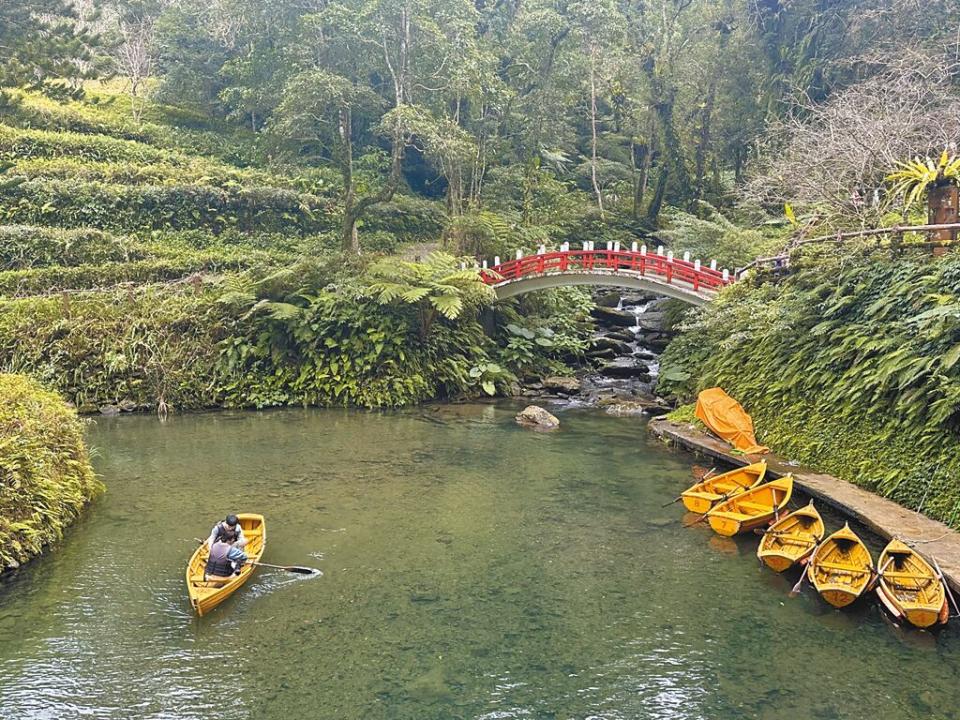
[649,416,960,595]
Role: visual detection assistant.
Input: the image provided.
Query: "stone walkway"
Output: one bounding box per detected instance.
[649,416,960,595]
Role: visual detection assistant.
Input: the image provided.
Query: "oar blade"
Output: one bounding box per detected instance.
[287,566,319,575]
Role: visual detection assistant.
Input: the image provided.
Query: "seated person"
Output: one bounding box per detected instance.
[204,539,248,583]
[207,513,247,549]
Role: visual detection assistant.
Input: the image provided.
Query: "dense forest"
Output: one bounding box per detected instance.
[4,0,960,550]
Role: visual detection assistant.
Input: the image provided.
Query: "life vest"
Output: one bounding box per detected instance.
[213,522,241,544]
[205,542,236,578]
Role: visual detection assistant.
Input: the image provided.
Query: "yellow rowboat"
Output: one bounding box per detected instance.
[706,476,793,537]
[757,500,824,572]
[806,523,873,608]
[876,539,948,629]
[187,513,266,616]
[681,461,767,514]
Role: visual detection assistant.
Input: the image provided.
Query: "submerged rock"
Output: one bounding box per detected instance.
[542,376,581,393]
[515,405,560,430]
[601,399,671,417]
[99,404,120,416]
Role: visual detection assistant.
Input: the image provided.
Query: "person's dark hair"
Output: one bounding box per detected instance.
[225,514,239,527]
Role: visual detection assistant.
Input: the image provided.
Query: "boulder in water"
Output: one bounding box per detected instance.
[542,376,581,393]
[587,348,618,360]
[595,291,623,307]
[590,306,637,327]
[515,405,560,430]
[598,360,651,379]
[591,337,633,355]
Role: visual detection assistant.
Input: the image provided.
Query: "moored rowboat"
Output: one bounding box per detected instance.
[876,539,948,629]
[806,522,872,608]
[706,476,793,537]
[187,513,266,616]
[681,461,767,514]
[757,500,823,572]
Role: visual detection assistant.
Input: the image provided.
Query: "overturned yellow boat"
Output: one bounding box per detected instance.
[187,513,266,616]
[807,523,873,608]
[876,539,948,629]
[706,476,793,537]
[681,461,766,514]
[757,501,824,572]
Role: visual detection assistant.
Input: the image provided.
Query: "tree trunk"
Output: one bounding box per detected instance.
[631,140,650,220]
[338,107,358,253]
[928,183,959,255]
[694,79,716,200]
[589,44,604,217]
[646,166,668,223]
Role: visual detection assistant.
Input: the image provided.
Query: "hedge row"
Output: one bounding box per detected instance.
[0,89,261,167]
[10,157,342,196]
[0,373,103,571]
[0,225,308,271]
[0,226,143,269]
[0,178,335,233]
[0,124,182,165]
[0,253,283,297]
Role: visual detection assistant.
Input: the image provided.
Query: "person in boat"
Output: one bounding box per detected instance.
[204,539,248,583]
[206,514,247,549]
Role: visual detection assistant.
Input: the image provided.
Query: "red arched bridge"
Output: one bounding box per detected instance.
[479,242,734,305]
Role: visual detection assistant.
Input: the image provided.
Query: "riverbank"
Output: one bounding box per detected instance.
[0,373,102,573]
[649,415,960,594]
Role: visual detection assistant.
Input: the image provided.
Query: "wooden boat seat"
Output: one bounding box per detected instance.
[738,501,773,513]
[883,570,932,580]
[817,561,870,574]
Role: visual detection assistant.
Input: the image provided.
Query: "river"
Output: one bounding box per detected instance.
[0,403,958,719]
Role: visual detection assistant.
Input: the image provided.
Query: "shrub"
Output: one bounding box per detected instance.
[0,373,103,571]
[362,195,447,240]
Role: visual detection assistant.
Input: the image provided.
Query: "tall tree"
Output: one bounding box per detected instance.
[0,0,101,97]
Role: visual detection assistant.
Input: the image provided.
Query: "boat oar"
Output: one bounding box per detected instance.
[247,561,319,575]
[789,541,822,597]
[868,557,896,592]
[931,556,960,617]
[661,467,717,508]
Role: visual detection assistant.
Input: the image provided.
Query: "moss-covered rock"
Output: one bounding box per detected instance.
[0,373,103,571]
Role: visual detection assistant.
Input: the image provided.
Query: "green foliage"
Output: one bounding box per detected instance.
[655,203,785,268]
[216,266,499,409]
[886,150,960,210]
[365,252,496,337]
[659,248,960,526]
[0,373,103,570]
[0,287,227,411]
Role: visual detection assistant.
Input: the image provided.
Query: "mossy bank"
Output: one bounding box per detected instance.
[0,373,102,572]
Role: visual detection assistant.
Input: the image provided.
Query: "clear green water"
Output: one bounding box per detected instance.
[1,403,958,720]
